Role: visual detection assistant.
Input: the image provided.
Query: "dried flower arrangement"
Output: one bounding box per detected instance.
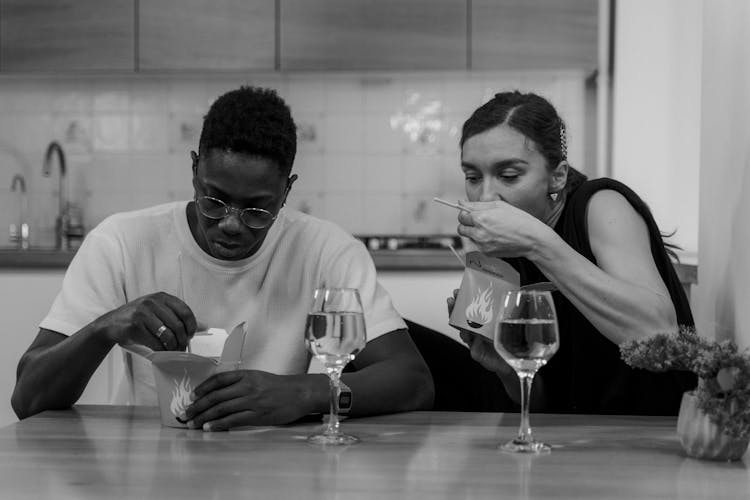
[620,326,750,439]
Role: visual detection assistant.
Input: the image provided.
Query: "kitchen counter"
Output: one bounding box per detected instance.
[0,248,78,268]
[0,247,698,285]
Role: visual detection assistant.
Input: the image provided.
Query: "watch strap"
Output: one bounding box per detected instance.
[338,380,352,415]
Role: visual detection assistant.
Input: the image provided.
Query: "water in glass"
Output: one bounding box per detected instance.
[494,290,559,453]
[305,287,366,445]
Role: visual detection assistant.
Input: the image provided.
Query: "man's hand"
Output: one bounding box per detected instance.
[182,370,322,431]
[94,292,196,351]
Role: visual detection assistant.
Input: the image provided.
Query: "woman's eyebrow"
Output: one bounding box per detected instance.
[461,158,528,171]
[491,158,529,169]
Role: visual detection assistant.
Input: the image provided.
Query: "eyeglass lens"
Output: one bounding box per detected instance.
[197,197,274,228]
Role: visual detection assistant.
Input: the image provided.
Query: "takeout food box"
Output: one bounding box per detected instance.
[123,323,246,428]
[449,252,520,341]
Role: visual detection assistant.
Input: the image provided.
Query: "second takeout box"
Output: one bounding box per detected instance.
[449,252,520,341]
[123,323,246,428]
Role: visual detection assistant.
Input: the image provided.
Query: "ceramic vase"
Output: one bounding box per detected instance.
[676,391,749,461]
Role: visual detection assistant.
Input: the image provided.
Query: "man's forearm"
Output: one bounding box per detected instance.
[12,327,115,419]
[339,359,434,416]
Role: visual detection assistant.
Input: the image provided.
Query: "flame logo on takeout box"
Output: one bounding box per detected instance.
[465,283,494,328]
[169,369,194,417]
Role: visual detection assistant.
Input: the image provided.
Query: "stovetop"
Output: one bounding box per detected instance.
[355,234,462,251]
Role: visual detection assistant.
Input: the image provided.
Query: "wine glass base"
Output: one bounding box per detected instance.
[500,439,551,454]
[307,433,360,446]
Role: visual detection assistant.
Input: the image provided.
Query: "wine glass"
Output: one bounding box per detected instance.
[305,287,367,445]
[494,289,559,453]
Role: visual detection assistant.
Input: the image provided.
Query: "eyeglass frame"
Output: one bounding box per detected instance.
[194,194,281,229]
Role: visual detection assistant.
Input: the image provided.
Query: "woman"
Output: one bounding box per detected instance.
[448,91,695,415]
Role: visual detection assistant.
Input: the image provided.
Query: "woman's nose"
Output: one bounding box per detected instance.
[479,180,502,203]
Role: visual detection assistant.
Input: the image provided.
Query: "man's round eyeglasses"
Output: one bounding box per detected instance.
[195,196,277,229]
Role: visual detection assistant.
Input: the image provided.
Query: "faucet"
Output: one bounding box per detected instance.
[42,141,68,250]
[10,174,29,249]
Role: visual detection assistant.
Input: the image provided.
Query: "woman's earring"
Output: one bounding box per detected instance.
[549,192,559,202]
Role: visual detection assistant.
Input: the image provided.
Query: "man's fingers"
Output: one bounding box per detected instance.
[186,387,238,420]
[186,395,246,429]
[200,410,262,432]
[193,370,244,398]
[161,293,198,338]
[134,309,172,351]
[151,302,189,351]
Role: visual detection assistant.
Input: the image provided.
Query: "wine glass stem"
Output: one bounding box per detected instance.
[517,371,536,443]
[325,366,344,436]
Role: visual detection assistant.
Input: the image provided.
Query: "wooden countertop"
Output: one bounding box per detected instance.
[0,405,745,499]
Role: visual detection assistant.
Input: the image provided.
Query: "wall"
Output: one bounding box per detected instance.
[611,0,702,255]
[378,270,464,341]
[692,0,750,348]
[0,71,588,246]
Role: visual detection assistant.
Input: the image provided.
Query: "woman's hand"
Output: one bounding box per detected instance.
[447,289,521,403]
[456,200,551,258]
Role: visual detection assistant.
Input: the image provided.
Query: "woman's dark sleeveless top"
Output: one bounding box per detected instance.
[507,174,696,415]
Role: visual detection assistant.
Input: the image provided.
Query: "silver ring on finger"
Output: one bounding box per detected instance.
[155,324,170,348]
[156,324,168,339]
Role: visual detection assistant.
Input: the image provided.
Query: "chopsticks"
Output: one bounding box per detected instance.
[433,197,472,212]
[448,244,465,266]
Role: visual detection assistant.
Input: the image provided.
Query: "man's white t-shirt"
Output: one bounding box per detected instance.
[40,202,406,404]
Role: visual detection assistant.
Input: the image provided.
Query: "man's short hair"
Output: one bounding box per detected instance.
[199,86,297,175]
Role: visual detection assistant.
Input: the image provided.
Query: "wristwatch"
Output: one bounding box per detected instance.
[338,381,352,415]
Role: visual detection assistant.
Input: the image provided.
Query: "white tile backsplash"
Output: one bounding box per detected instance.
[324,114,364,153]
[363,154,402,194]
[0,71,587,239]
[293,153,328,191]
[364,113,404,154]
[324,192,365,233]
[324,153,364,192]
[364,194,403,234]
[401,154,445,195]
[93,114,130,152]
[131,114,169,152]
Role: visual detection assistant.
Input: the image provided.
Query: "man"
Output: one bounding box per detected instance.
[12,86,434,430]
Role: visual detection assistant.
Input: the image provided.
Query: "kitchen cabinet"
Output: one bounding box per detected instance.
[0,270,115,427]
[280,0,467,70]
[471,0,598,71]
[378,270,464,342]
[139,0,275,71]
[0,0,135,72]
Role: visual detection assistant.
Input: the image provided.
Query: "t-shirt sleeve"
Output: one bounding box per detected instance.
[322,239,407,343]
[39,229,127,336]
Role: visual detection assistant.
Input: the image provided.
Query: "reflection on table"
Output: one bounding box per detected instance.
[0,406,747,499]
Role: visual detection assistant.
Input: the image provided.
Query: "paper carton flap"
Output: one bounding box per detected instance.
[121,343,155,360]
[189,328,228,358]
[122,343,220,367]
[220,322,248,366]
[465,252,520,285]
[121,321,246,368]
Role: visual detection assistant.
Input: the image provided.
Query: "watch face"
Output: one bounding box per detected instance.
[339,392,352,409]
